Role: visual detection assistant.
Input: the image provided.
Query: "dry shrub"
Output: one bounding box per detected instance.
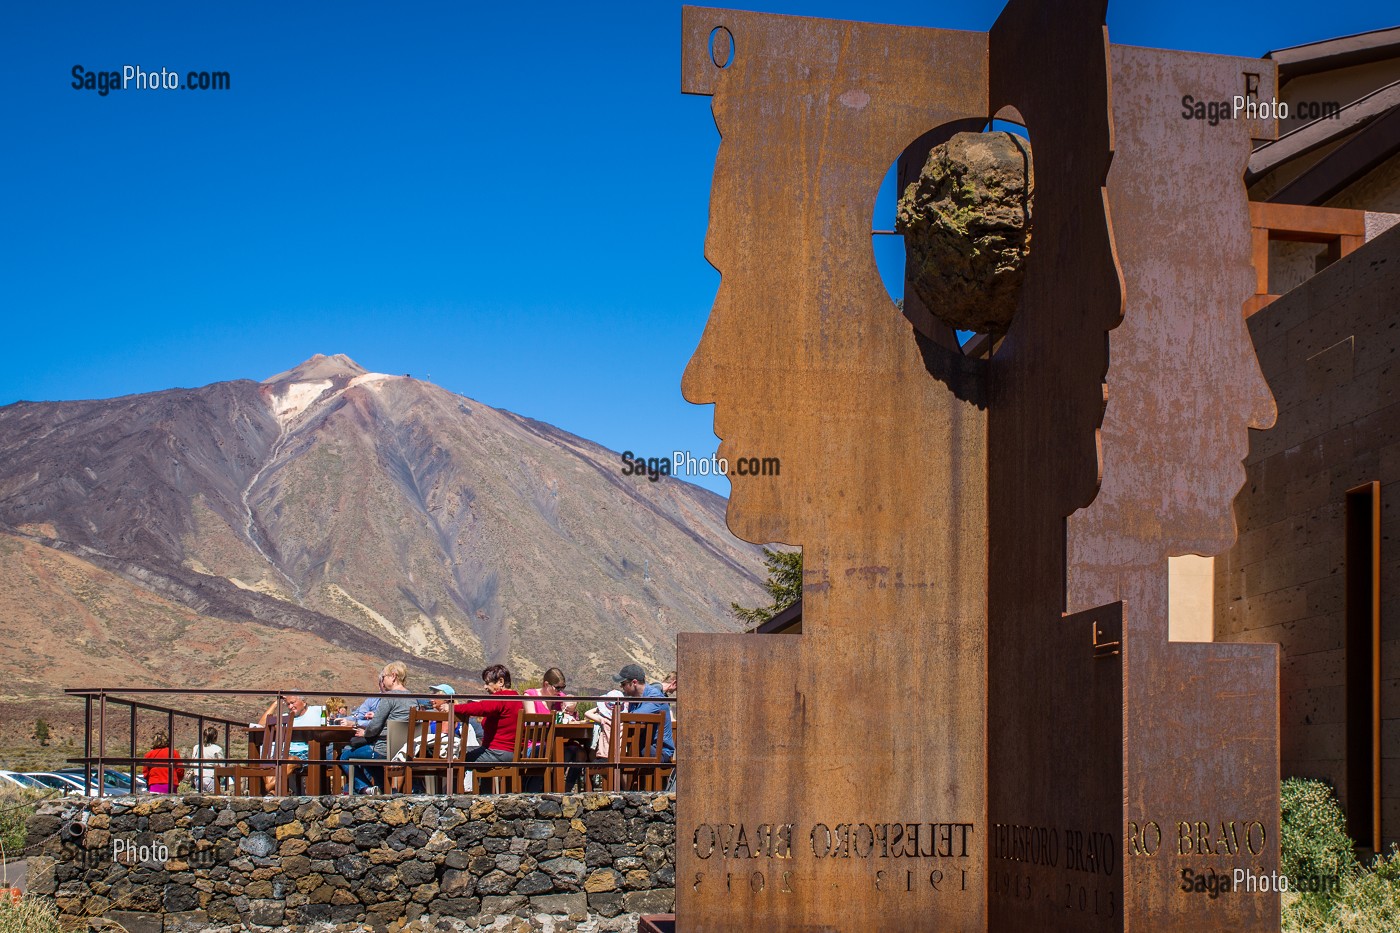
[0,897,62,933]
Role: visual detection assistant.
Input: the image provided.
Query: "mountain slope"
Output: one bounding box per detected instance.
[0,355,763,702]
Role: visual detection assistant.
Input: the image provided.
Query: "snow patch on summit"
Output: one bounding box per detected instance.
[346,372,397,391]
[271,380,333,425]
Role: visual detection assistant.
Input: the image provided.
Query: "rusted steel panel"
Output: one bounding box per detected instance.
[984,2,1125,931]
[677,6,990,931]
[1066,45,1281,932]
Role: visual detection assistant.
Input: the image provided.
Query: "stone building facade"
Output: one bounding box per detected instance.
[1216,225,1400,852]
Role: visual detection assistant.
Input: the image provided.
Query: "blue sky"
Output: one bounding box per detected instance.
[1,1,1390,495]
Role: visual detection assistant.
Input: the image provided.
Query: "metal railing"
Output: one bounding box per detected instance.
[64,687,675,797]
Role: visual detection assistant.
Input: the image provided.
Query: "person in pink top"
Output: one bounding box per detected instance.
[525,667,588,789]
[524,668,568,716]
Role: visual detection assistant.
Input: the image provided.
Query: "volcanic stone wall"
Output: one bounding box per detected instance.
[26,792,676,931]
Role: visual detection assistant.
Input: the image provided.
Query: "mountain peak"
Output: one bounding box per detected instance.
[263,354,368,385]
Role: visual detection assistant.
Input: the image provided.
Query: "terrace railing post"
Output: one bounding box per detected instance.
[129,703,137,796]
[611,715,619,794]
[166,708,175,795]
[446,706,457,796]
[83,694,93,795]
[96,692,106,798]
[280,689,291,790]
[196,714,205,795]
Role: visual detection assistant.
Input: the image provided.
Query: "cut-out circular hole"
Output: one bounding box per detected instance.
[871,160,906,310]
[874,120,1034,357]
[710,27,734,69]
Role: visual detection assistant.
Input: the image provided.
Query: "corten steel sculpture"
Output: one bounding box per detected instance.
[678,7,990,931]
[1061,46,1282,931]
[677,2,1282,931]
[981,2,1126,930]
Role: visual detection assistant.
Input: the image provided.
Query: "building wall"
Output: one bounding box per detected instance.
[1332,153,1400,214]
[1278,59,1400,136]
[1216,225,1400,848]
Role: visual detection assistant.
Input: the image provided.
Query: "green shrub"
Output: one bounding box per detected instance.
[0,897,62,933]
[1283,848,1400,933]
[0,788,45,858]
[1281,777,1358,891]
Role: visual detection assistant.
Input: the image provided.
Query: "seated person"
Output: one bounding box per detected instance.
[391,684,477,760]
[454,665,521,772]
[525,668,586,790]
[255,694,311,793]
[339,662,414,793]
[346,694,380,727]
[143,730,184,794]
[585,688,625,759]
[524,668,567,716]
[627,666,677,764]
[325,696,350,723]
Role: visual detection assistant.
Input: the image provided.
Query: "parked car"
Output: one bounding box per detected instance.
[56,767,147,793]
[23,772,87,795]
[0,769,46,790]
[25,772,130,796]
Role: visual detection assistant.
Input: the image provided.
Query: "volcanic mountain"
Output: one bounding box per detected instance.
[0,355,765,728]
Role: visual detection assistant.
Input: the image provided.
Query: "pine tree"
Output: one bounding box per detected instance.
[730,548,802,626]
[33,718,50,747]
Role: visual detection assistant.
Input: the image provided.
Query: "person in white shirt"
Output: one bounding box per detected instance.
[584,689,626,759]
[191,726,225,793]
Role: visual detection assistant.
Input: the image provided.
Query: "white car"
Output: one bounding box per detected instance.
[24,772,122,796]
[56,767,146,794]
[0,770,45,790]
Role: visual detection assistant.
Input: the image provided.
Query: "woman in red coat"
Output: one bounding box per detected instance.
[142,730,185,794]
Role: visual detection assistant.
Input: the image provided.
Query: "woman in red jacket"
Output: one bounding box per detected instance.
[454,664,520,765]
[142,730,185,794]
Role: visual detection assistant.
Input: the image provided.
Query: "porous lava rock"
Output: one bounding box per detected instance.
[895,130,1033,335]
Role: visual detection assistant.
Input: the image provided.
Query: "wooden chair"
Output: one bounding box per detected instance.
[388,710,471,794]
[471,713,554,794]
[216,714,292,796]
[518,713,556,793]
[375,720,410,792]
[584,715,616,791]
[659,720,677,791]
[615,713,666,791]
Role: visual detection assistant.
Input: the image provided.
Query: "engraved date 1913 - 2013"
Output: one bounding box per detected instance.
[693,866,971,895]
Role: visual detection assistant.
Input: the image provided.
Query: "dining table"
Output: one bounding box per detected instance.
[547,721,596,793]
[247,723,357,795]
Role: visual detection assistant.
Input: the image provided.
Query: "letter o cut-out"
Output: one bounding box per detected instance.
[710,27,734,69]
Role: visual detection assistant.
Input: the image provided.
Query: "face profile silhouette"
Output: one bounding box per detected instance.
[677,10,997,930]
[1056,46,1285,933]
[1069,45,1279,588]
[681,21,992,581]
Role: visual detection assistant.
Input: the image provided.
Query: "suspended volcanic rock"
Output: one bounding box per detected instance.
[895,131,1033,336]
